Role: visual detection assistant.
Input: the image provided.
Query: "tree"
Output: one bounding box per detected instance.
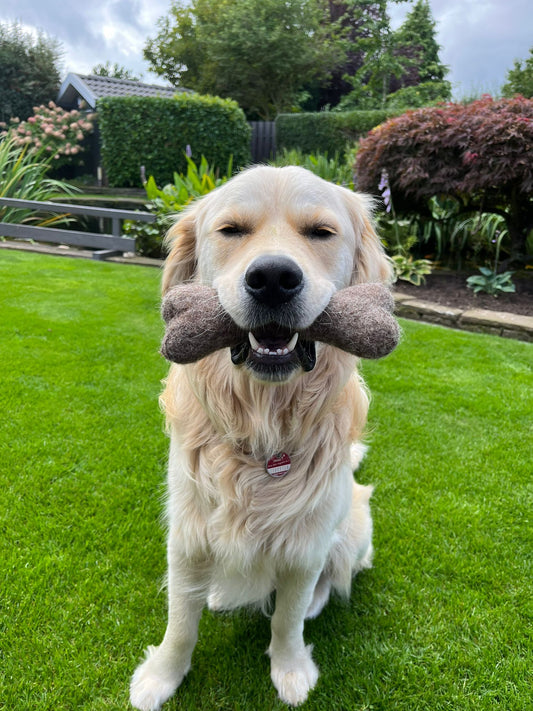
[391,0,449,91]
[304,0,378,110]
[355,97,533,264]
[339,0,406,109]
[144,0,339,119]
[502,47,533,99]
[0,22,62,122]
[91,61,141,81]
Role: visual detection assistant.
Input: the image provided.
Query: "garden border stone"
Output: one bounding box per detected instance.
[395,292,533,343]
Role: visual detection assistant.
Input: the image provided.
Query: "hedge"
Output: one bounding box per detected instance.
[275,110,395,156]
[97,93,251,187]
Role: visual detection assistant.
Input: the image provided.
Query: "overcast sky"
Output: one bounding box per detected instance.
[0,0,531,98]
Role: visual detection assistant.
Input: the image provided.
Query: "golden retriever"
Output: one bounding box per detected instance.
[130,166,392,710]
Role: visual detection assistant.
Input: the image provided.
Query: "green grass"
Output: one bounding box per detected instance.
[1,250,531,711]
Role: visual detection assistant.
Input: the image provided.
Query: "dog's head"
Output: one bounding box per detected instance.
[162,166,391,383]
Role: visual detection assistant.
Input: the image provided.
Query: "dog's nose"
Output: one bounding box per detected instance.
[245,256,303,307]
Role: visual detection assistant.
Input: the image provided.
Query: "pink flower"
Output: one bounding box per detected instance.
[28,116,36,124]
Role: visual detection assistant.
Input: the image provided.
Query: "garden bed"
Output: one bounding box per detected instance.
[394,269,532,317]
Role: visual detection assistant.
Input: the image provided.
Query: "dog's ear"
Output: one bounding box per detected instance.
[341,190,393,285]
[161,209,198,295]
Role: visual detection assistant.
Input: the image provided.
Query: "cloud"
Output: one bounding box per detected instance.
[0,0,169,80]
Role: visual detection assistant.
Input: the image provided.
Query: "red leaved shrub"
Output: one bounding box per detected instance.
[356,96,533,262]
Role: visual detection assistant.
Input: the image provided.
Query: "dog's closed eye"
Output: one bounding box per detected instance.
[217,224,249,237]
[304,224,337,240]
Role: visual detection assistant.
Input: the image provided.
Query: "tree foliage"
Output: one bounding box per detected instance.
[391,0,449,91]
[335,0,448,110]
[144,0,337,119]
[145,0,451,115]
[502,47,533,99]
[91,62,141,81]
[356,96,533,262]
[0,22,62,122]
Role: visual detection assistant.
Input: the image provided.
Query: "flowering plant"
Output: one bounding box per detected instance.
[0,102,95,169]
[378,169,434,285]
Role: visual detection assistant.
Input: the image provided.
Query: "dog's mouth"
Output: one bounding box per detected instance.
[230,325,316,381]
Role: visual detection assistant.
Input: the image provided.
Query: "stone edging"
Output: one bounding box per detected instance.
[395,292,533,343]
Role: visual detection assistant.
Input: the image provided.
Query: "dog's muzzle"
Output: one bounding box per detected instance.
[232,256,315,381]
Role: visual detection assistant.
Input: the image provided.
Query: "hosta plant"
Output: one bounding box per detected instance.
[466,268,516,297]
[391,253,434,286]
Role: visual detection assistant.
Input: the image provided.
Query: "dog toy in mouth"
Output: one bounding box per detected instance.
[160,283,400,369]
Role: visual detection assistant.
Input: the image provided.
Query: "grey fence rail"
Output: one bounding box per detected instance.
[0,197,156,260]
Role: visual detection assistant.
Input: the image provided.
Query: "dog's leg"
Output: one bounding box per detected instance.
[305,570,332,619]
[130,550,207,711]
[268,567,322,706]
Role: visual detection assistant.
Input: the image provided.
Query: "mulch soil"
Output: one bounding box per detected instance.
[394,270,533,317]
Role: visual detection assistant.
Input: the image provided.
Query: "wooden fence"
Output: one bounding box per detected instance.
[250,122,276,162]
[0,197,155,260]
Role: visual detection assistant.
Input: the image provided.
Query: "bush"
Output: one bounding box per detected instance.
[384,81,452,110]
[270,148,355,188]
[275,110,393,157]
[0,134,76,228]
[98,93,251,187]
[0,101,94,169]
[123,154,234,257]
[356,96,533,264]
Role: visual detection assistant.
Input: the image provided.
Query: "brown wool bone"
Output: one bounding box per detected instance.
[160,283,400,364]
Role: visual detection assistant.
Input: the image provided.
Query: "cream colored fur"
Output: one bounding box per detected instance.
[130,166,391,710]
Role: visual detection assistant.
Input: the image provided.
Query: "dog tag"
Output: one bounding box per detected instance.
[266,452,291,478]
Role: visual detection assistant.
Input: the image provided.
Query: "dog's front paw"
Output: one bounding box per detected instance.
[130,645,190,711]
[270,645,319,707]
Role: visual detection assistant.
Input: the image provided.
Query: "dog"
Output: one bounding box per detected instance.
[130,165,392,710]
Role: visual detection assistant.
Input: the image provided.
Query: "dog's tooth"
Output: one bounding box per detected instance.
[277,348,284,355]
[248,332,260,352]
[287,333,299,352]
[282,348,289,355]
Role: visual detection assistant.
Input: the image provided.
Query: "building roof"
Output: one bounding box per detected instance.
[57,73,187,110]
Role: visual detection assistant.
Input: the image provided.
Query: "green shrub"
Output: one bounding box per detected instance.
[384,81,452,110]
[270,148,355,188]
[123,154,233,257]
[98,93,251,187]
[275,110,393,157]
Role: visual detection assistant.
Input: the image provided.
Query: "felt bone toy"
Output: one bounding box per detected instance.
[160,283,400,368]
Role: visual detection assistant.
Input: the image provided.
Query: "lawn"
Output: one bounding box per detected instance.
[1,250,531,711]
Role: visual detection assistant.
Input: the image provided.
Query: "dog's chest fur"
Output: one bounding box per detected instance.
[162,349,368,609]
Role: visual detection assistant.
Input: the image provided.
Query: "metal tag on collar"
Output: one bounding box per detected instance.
[266,452,291,478]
